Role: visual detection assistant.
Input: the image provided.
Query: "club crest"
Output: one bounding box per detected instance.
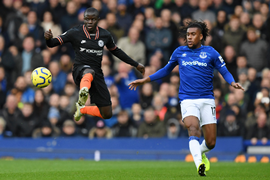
[98,40,104,47]
[199,52,207,59]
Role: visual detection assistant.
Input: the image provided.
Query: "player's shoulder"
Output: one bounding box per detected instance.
[174,45,188,53]
[203,45,219,53]
[62,24,82,35]
[98,27,111,36]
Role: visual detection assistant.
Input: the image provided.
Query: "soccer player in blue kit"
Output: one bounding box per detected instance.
[129,20,244,176]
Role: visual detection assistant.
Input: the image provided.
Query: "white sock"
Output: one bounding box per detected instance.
[200,139,210,154]
[189,136,202,169]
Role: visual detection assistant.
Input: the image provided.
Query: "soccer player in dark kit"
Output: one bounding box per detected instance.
[44,7,145,121]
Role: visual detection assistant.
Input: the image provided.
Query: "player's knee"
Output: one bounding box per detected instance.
[188,126,201,137]
[102,112,112,119]
[206,139,216,149]
[82,68,95,77]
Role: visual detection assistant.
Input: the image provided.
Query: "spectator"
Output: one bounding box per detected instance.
[48,93,69,128]
[145,17,172,60]
[63,82,78,113]
[41,49,52,68]
[4,2,30,45]
[41,11,62,39]
[152,93,167,121]
[89,119,112,139]
[138,107,166,138]
[0,36,16,89]
[0,66,7,108]
[10,76,35,104]
[140,82,154,110]
[17,103,39,137]
[218,110,245,137]
[106,13,125,42]
[0,94,21,137]
[166,118,181,139]
[60,1,79,32]
[239,12,251,29]
[116,0,132,34]
[222,15,245,55]
[160,9,179,51]
[115,62,140,109]
[48,61,67,94]
[13,23,30,52]
[144,7,156,30]
[192,0,216,24]
[32,120,60,138]
[13,35,44,79]
[240,27,268,72]
[33,89,49,119]
[60,119,78,137]
[127,0,144,19]
[130,103,143,127]
[44,0,65,24]
[246,67,260,112]
[246,112,270,145]
[111,110,137,137]
[59,54,72,73]
[0,116,6,138]
[26,11,46,50]
[223,45,237,81]
[74,115,91,137]
[114,27,146,69]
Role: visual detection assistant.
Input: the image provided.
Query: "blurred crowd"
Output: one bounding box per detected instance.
[0,0,270,143]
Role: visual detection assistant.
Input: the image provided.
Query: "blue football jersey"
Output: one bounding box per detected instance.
[171,45,226,101]
[150,45,230,101]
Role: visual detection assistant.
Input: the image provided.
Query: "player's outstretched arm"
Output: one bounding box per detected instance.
[128,77,151,91]
[231,82,245,91]
[44,29,53,40]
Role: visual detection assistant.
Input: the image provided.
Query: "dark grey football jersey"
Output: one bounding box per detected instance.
[56,24,116,72]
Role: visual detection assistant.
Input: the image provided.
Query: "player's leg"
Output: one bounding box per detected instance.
[75,75,112,121]
[181,100,206,176]
[78,68,95,106]
[184,116,205,176]
[200,99,217,172]
[79,105,112,119]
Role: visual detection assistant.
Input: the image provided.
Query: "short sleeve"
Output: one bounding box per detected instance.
[212,48,226,69]
[106,32,117,50]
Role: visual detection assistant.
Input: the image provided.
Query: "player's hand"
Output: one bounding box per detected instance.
[128,77,150,91]
[231,82,244,91]
[44,29,53,40]
[136,63,145,76]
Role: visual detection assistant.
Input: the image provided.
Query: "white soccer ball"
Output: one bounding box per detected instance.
[31,67,52,88]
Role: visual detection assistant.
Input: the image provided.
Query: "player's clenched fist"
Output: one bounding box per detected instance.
[44,29,53,40]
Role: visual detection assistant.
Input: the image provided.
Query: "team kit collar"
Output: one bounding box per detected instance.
[83,25,99,40]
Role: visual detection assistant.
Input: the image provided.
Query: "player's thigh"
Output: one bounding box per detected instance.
[180,99,200,128]
[200,99,217,126]
[72,65,92,87]
[89,75,112,107]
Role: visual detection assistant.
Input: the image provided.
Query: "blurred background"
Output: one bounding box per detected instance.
[0,0,270,161]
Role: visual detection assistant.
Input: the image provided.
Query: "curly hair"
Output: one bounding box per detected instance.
[179,20,209,43]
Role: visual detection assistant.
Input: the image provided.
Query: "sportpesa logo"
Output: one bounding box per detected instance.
[80,47,103,56]
[182,61,207,67]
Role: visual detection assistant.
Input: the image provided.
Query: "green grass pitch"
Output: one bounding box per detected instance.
[0,160,269,180]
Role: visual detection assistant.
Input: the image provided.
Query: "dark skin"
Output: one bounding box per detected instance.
[129,27,244,149]
[45,9,145,119]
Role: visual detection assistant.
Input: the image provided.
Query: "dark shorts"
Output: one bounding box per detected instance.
[72,64,111,107]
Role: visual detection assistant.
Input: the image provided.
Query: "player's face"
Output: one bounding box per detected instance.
[84,12,99,33]
[186,27,203,49]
